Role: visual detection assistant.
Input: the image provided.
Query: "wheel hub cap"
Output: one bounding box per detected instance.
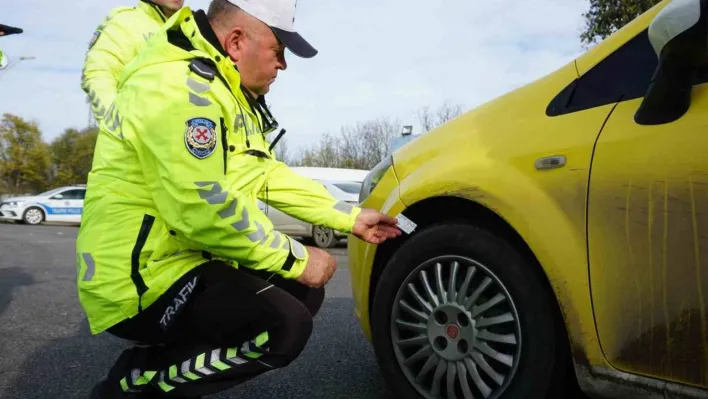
[27,209,41,223]
[314,226,332,244]
[428,304,477,362]
[390,255,522,399]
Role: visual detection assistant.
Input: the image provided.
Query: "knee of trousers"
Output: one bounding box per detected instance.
[271,304,315,368]
[307,286,325,317]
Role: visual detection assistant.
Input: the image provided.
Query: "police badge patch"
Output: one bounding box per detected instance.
[185,118,218,159]
[88,30,101,49]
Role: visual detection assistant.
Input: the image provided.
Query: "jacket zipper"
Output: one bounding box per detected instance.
[131,214,155,312]
[220,117,228,175]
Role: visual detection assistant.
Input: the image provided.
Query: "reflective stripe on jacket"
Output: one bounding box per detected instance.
[76,7,361,335]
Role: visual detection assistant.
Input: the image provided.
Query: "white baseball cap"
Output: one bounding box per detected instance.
[226,0,317,58]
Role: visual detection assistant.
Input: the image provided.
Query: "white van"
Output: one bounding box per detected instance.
[260,167,368,248]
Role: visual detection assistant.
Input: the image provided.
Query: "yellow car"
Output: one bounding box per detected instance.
[348,0,708,398]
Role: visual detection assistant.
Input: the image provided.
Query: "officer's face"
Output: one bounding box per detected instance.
[229,25,287,96]
[153,0,184,13]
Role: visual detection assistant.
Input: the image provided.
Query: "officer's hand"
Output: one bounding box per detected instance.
[352,208,402,245]
[296,246,337,288]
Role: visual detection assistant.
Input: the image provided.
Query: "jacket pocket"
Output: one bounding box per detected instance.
[131,213,155,312]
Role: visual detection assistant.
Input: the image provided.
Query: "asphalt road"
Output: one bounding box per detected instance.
[0,222,391,399]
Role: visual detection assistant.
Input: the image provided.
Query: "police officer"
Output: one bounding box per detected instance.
[81,0,185,125]
[79,0,401,397]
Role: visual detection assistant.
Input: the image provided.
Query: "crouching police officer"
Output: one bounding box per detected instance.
[78,0,402,398]
[81,0,185,125]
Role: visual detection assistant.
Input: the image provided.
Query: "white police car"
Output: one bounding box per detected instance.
[0,185,86,225]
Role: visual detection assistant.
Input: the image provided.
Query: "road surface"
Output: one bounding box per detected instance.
[0,222,391,399]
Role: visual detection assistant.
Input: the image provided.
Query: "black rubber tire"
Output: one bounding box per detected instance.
[312,225,338,248]
[370,223,567,399]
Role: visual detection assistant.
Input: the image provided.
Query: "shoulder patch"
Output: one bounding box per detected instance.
[185,118,218,159]
[87,5,132,50]
[88,30,102,49]
[189,59,216,81]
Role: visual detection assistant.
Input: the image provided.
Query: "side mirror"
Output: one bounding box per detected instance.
[52,194,64,199]
[635,0,708,125]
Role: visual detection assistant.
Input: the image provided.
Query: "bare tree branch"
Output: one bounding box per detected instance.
[273,136,290,165]
[292,117,400,170]
[435,100,463,126]
[417,105,434,132]
[416,100,465,133]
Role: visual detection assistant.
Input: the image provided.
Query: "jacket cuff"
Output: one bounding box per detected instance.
[347,206,362,233]
[278,235,309,279]
[331,201,361,234]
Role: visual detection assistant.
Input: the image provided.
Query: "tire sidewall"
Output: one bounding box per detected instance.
[370,223,561,399]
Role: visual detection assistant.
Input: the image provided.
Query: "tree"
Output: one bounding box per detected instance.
[339,117,400,169]
[580,0,662,45]
[295,133,345,168]
[0,113,52,194]
[417,100,465,132]
[272,135,291,165]
[291,101,466,169]
[49,126,98,186]
[293,117,401,170]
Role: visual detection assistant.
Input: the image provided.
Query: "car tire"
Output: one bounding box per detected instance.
[22,207,45,225]
[312,225,338,248]
[370,223,567,399]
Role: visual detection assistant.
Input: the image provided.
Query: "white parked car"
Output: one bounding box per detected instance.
[0,185,86,225]
[260,167,368,248]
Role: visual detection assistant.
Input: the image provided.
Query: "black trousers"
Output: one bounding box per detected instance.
[101,261,324,398]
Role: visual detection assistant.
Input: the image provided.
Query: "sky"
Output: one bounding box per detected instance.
[0,0,590,155]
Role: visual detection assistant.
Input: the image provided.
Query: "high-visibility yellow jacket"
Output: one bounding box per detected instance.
[81,1,169,124]
[75,7,362,335]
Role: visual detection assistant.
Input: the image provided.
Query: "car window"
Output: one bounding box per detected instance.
[333,182,362,194]
[547,29,708,117]
[54,189,85,200]
[37,187,66,197]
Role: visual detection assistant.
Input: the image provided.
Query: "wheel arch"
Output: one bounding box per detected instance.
[369,196,551,311]
[22,204,47,222]
[367,195,578,383]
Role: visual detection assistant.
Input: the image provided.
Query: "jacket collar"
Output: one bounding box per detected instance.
[192,10,228,58]
[172,8,268,128]
[138,0,168,23]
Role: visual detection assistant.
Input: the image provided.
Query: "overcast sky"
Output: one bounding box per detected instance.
[0,0,589,154]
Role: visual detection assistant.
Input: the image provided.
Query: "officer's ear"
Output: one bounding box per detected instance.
[223,26,247,63]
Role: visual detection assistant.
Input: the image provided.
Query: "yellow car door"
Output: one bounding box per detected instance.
[588,1,708,388]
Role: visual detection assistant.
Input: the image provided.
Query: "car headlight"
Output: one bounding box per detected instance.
[359,155,393,203]
[3,201,23,207]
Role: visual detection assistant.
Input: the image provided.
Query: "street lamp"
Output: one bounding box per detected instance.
[0,55,35,78]
[401,125,413,136]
